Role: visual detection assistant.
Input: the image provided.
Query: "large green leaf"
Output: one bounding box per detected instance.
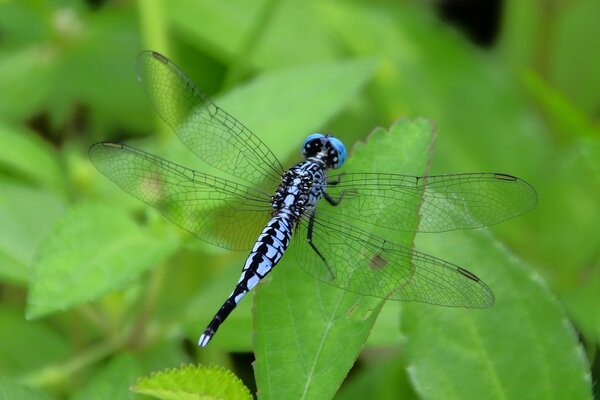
[253,119,433,400]
[403,229,592,399]
[26,202,179,319]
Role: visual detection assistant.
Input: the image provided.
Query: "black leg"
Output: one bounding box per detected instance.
[323,191,346,206]
[307,211,336,279]
[324,173,349,206]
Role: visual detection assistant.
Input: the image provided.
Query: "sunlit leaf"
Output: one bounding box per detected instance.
[403,229,593,399]
[27,202,179,319]
[132,364,252,400]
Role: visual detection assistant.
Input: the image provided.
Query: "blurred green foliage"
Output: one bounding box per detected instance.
[0,0,598,399]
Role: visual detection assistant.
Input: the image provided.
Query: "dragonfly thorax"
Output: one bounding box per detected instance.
[272,162,326,220]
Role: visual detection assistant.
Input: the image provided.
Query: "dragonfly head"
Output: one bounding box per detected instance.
[302,133,346,169]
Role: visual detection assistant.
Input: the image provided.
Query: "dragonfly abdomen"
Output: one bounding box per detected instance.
[198,214,293,346]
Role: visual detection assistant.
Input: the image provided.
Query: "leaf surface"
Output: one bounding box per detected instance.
[27,202,178,319]
[254,119,434,400]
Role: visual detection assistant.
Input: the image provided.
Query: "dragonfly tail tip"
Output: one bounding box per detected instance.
[198,332,212,347]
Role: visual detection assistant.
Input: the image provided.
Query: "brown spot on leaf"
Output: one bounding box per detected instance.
[369,253,388,270]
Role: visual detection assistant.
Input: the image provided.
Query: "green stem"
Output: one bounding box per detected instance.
[78,303,111,336]
[136,0,172,141]
[125,262,167,349]
[136,0,169,54]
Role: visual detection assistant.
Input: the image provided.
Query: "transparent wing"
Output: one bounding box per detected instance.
[89,142,273,251]
[323,172,537,233]
[290,212,494,307]
[135,51,284,188]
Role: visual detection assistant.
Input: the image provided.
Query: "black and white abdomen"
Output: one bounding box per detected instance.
[239,215,292,291]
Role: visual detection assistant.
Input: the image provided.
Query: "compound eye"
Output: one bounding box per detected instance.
[302,133,325,157]
[327,136,347,168]
[303,133,325,149]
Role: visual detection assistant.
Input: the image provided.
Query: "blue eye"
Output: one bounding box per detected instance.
[303,133,325,149]
[328,136,346,168]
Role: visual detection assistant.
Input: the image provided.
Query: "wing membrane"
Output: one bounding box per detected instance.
[291,213,494,307]
[89,142,272,251]
[135,51,284,188]
[323,172,537,233]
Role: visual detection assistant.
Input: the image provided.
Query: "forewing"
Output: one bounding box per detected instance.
[89,143,272,251]
[323,172,537,233]
[134,51,284,188]
[290,213,494,308]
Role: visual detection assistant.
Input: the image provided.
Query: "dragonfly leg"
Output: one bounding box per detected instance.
[324,173,349,206]
[323,191,346,206]
[307,211,336,280]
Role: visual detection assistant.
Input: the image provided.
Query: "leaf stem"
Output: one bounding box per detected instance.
[136,0,172,141]
[125,262,167,349]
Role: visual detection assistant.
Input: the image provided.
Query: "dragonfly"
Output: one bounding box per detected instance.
[89,51,537,347]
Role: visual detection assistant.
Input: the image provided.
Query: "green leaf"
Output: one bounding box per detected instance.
[403,229,593,399]
[253,119,434,399]
[548,0,600,115]
[561,262,600,345]
[72,355,141,400]
[0,123,64,192]
[501,0,600,114]
[321,1,547,174]
[132,364,252,400]
[0,4,148,134]
[520,70,600,141]
[0,306,69,377]
[0,182,66,284]
[169,0,337,70]
[218,58,377,163]
[0,378,52,400]
[26,202,179,319]
[0,48,53,123]
[251,1,338,68]
[334,357,415,400]
[169,0,267,61]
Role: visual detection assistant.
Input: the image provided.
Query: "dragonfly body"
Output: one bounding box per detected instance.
[89,51,537,347]
[200,135,346,346]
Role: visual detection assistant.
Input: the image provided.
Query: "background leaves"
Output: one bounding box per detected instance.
[0,0,597,399]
